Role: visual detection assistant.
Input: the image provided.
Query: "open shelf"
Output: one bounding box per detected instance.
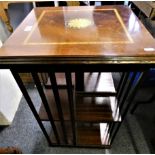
[81,72,116,93]
[76,95,121,122]
[76,123,110,147]
[44,72,116,95]
[39,72,119,147]
[49,122,110,148]
[39,89,121,122]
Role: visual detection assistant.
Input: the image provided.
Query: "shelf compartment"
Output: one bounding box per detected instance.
[50,122,73,145]
[39,89,71,121]
[76,123,110,147]
[76,95,121,122]
[39,90,121,122]
[79,72,116,94]
[44,72,115,94]
[39,89,121,122]
[49,122,111,148]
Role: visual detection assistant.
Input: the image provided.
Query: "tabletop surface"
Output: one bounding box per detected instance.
[0,5,155,64]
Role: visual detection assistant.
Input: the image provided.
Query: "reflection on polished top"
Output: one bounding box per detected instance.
[0,5,155,64]
[23,6,133,45]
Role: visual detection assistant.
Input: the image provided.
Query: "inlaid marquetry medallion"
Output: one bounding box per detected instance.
[67,18,93,29]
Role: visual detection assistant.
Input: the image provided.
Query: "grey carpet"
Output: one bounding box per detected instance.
[0,87,153,154]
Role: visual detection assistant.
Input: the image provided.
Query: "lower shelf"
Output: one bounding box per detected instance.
[49,122,110,148]
[39,89,121,122]
[38,72,117,147]
[76,123,110,147]
[76,95,120,122]
[50,122,73,145]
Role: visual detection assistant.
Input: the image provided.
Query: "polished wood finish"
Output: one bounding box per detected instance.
[1,5,155,148]
[0,5,155,65]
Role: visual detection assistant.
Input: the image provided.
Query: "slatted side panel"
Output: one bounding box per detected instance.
[35,72,76,145]
[11,71,53,146]
[11,69,142,148]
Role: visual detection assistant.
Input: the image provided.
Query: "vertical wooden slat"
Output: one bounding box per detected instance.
[31,72,60,144]
[75,72,84,91]
[117,72,130,104]
[49,72,68,144]
[65,72,76,145]
[119,72,137,111]
[110,72,137,145]
[116,72,125,93]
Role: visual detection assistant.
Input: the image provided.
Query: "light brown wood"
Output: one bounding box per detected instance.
[0,5,155,65]
[19,73,48,84]
[0,147,22,154]
[133,1,155,18]
[0,2,13,32]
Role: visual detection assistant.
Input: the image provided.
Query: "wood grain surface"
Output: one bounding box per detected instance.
[0,5,155,65]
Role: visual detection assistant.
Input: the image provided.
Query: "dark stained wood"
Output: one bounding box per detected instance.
[76,123,110,147]
[19,73,48,84]
[2,5,154,148]
[39,88,120,122]
[50,122,73,145]
[45,72,116,93]
[50,122,110,147]
[39,72,120,122]
[0,6,155,65]
[76,95,120,122]
[45,73,75,88]
[39,89,71,121]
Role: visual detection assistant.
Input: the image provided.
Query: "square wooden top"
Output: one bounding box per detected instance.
[0,5,155,65]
